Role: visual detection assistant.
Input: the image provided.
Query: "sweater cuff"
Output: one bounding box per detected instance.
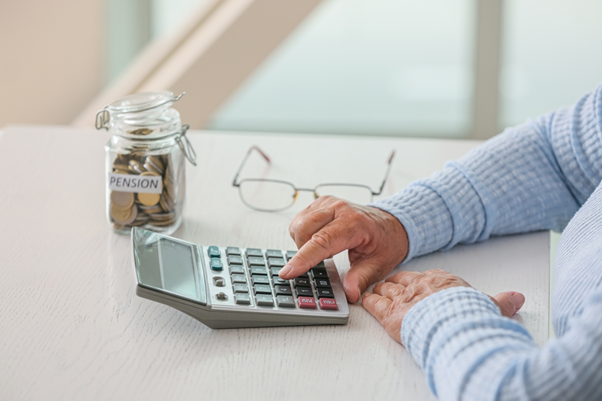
[401,287,531,396]
[402,287,500,369]
[369,184,454,262]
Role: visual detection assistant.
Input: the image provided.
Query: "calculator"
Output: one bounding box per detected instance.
[131,227,350,329]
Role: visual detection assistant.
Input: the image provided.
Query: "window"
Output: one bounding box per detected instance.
[209,0,474,138]
[500,0,602,128]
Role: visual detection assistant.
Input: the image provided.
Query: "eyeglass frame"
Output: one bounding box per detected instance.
[231,146,395,212]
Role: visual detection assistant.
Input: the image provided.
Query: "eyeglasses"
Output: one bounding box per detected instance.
[232,146,395,212]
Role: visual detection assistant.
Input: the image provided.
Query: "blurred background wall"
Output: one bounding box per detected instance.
[1,0,601,139]
[0,0,104,126]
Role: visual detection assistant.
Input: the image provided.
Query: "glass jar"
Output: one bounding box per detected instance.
[96,91,196,235]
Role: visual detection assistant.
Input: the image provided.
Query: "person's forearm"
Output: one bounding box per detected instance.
[371,85,602,260]
[403,285,602,401]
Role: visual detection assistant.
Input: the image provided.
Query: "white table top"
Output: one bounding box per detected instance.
[0,126,549,401]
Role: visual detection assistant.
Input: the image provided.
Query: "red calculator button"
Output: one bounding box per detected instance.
[319,298,338,310]
[298,296,317,309]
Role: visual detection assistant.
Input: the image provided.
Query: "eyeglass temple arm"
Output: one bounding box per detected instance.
[232,145,271,186]
[372,150,396,196]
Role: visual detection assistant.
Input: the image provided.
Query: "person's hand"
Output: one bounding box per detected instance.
[362,269,526,343]
[278,196,409,303]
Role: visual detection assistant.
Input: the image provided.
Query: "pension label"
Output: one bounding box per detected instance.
[108,173,162,194]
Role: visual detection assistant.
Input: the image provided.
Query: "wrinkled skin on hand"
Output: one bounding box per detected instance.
[362,269,526,344]
[279,196,525,344]
[279,196,409,303]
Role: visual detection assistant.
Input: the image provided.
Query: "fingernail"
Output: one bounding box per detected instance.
[279,264,292,278]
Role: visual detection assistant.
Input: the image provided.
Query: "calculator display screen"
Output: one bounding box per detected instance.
[158,239,198,300]
[134,228,204,303]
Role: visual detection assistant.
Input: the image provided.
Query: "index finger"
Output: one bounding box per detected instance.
[279,224,361,279]
[289,206,335,249]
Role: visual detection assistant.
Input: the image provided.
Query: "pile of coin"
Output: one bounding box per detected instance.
[109,152,181,231]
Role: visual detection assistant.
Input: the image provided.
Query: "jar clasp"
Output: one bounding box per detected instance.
[176,124,197,166]
[95,109,110,130]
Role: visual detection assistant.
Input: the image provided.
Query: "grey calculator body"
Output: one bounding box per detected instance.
[131,228,349,329]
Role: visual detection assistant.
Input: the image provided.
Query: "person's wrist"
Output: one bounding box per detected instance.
[373,206,409,265]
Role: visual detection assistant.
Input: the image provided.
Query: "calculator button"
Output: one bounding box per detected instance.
[227,255,243,265]
[233,283,249,293]
[296,286,313,297]
[250,266,268,275]
[319,298,338,310]
[274,285,293,295]
[210,258,223,271]
[231,274,247,283]
[317,288,334,298]
[266,249,283,258]
[208,246,221,258]
[311,268,328,278]
[314,278,331,288]
[286,250,297,260]
[226,247,241,256]
[270,267,282,276]
[256,294,274,306]
[293,277,311,287]
[229,264,245,274]
[248,257,266,266]
[276,295,296,308]
[213,277,226,287]
[252,275,270,285]
[216,292,228,301]
[298,296,316,309]
[272,276,288,285]
[246,248,263,258]
[235,293,251,305]
[268,258,285,268]
[254,284,272,294]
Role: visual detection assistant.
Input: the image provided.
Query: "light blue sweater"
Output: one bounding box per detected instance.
[372,83,602,400]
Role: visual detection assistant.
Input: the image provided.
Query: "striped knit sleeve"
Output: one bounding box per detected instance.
[370,83,602,262]
[402,257,602,401]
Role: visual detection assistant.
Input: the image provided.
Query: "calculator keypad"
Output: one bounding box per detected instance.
[207,246,339,311]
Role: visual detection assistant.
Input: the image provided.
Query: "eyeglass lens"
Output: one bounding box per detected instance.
[239,180,297,211]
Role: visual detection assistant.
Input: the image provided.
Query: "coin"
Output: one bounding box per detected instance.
[115,154,130,164]
[110,204,131,221]
[143,161,162,175]
[165,175,176,199]
[159,195,169,213]
[138,192,160,206]
[113,169,131,175]
[130,212,150,226]
[151,218,177,227]
[112,204,138,225]
[110,202,135,223]
[128,160,146,174]
[110,191,134,209]
[139,204,163,214]
[164,190,175,209]
[112,162,129,171]
[128,128,153,136]
[146,155,165,174]
[140,171,160,177]
[149,211,175,222]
